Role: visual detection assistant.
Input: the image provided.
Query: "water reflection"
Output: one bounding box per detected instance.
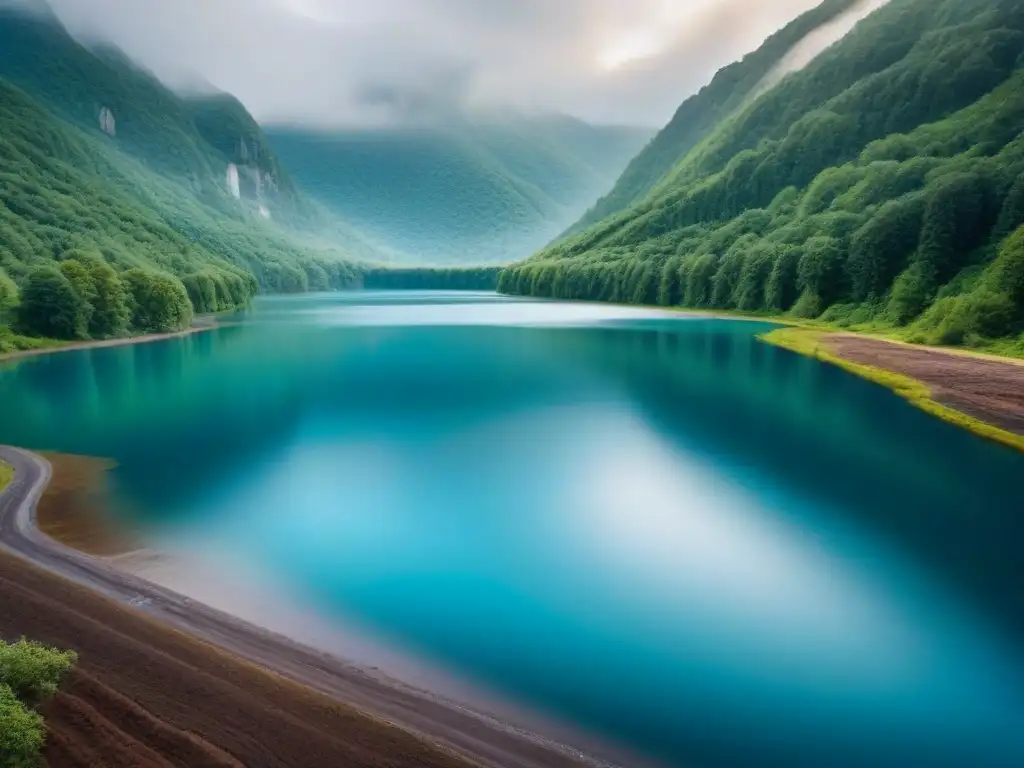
[0,293,1022,767]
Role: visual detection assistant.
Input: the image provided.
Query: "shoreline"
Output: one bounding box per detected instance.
[760,326,1024,453]
[0,316,229,364]
[0,446,646,768]
[507,295,1024,451]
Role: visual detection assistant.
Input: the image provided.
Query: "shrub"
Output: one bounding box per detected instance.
[0,639,77,768]
[0,637,78,707]
[0,684,44,768]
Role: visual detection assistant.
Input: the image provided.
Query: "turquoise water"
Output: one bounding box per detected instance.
[1,292,1023,767]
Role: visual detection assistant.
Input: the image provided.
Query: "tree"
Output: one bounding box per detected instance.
[734,246,776,311]
[0,268,18,325]
[122,269,194,333]
[797,236,846,308]
[765,246,802,311]
[182,272,218,313]
[847,197,923,301]
[58,258,98,337]
[657,257,683,306]
[16,266,88,339]
[87,259,132,338]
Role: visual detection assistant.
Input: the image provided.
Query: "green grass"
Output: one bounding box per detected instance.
[760,326,1024,453]
[0,461,13,493]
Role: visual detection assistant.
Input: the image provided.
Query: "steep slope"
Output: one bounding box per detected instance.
[564,0,867,236]
[503,0,1024,350]
[0,0,384,244]
[0,78,363,291]
[0,3,387,348]
[266,116,650,264]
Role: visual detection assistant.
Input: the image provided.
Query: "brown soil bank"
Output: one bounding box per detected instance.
[0,551,469,768]
[827,335,1024,436]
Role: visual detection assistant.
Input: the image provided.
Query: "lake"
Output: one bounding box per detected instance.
[1,291,1023,768]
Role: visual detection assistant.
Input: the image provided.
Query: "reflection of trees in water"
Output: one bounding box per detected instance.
[3,319,1024,642]
[542,320,1024,645]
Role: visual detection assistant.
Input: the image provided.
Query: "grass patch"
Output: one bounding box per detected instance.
[760,327,1024,453]
[0,461,12,494]
[0,326,67,356]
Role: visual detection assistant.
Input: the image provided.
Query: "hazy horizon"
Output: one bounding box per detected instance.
[24,0,884,129]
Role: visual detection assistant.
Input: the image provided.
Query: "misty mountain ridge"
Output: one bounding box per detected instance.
[266,115,651,263]
[505,0,1024,349]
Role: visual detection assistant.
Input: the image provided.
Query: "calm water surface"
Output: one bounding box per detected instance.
[1,292,1023,768]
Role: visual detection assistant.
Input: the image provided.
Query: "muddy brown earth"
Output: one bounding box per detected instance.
[826,335,1024,436]
[0,551,471,768]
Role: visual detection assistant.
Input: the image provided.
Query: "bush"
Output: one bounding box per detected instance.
[0,639,77,768]
[0,637,78,707]
[0,684,44,768]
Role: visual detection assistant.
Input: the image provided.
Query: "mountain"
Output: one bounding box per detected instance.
[564,0,868,237]
[266,116,651,264]
[502,0,1024,349]
[0,2,309,221]
[0,3,385,348]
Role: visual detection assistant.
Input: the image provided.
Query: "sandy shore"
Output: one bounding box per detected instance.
[0,447,646,768]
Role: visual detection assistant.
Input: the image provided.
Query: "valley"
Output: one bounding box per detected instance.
[2,0,1024,766]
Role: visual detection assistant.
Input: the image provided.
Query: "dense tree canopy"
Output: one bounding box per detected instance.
[16,266,87,339]
[363,267,501,291]
[0,269,17,325]
[122,268,194,334]
[501,0,1024,350]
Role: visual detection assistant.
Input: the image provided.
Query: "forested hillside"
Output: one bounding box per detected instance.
[266,116,650,264]
[502,0,1024,350]
[0,3,380,351]
[566,0,865,236]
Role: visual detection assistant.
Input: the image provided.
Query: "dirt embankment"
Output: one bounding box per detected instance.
[0,550,470,768]
[826,335,1024,437]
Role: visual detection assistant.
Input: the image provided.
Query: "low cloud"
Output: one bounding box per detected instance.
[41,0,864,128]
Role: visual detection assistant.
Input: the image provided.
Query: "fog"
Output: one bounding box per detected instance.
[27,0,881,128]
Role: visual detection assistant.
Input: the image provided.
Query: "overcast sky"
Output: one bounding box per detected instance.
[42,0,861,128]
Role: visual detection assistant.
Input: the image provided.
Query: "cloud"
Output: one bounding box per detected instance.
[42,0,858,128]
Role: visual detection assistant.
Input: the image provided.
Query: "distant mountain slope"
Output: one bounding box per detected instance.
[503,0,1024,349]
[0,1,370,236]
[266,117,651,264]
[564,0,866,236]
[0,77,363,291]
[0,2,391,348]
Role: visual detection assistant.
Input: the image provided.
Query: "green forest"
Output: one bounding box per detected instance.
[0,74,363,351]
[362,267,502,291]
[501,0,1024,353]
[0,5,376,352]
